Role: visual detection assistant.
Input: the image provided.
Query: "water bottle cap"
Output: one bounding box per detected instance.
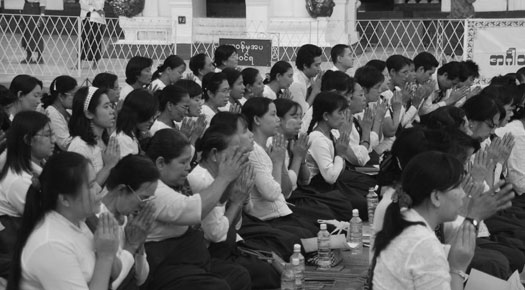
[294,244,301,252]
[291,257,299,265]
[320,223,327,230]
[352,209,359,216]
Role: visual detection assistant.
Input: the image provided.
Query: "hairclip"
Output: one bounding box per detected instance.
[84,86,98,113]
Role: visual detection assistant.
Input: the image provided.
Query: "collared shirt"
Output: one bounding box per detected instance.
[147,180,202,242]
[149,120,171,136]
[306,131,345,185]
[20,211,95,290]
[373,209,451,290]
[0,163,42,217]
[419,76,447,116]
[247,142,293,220]
[289,70,311,114]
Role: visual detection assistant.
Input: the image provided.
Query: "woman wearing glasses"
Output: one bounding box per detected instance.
[100,155,160,289]
[461,93,501,143]
[201,72,230,125]
[113,89,158,157]
[149,85,190,135]
[42,75,78,151]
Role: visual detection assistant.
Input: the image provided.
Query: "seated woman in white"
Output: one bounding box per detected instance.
[0,111,54,217]
[113,89,158,158]
[9,152,120,290]
[201,72,229,126]
[263,61,294,100]
[149,85,190,136]
[143,128,251,290]
[120,56,153,102]
[42,75,77,151]
[148,55,186,93]
[102,155,160,289]
[68,86,119,186]
[371,151,476,290]
[218,68,246,112]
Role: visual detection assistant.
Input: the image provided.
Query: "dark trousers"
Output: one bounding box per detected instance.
[21,2,44,57]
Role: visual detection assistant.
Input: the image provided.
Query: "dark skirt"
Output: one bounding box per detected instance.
[21,2,44,53]
[81,16,104,61]
[0,215,22,279]
[143,228,251,290]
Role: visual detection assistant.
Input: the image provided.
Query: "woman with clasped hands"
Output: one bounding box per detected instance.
[371,151,476,290]
[7,152,120,290]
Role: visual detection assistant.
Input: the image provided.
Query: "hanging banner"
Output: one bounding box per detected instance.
[465,19,525,83]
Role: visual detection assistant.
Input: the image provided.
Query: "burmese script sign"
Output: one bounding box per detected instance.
[219,38,272,67]
[466,19,525,83]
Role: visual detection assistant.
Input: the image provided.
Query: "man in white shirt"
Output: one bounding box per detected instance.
[419,61,465,116]
[289,44,323,114]
[329,44,354,73]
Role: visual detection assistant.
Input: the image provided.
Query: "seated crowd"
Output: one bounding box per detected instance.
[0,43,524,290]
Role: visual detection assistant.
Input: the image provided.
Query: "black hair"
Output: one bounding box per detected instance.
[92,72,118,90]
[265,61,293,84]
[69,86,110,146]
[413,52,439,72]
[447,128,480,164]
[175,79,203,98]
[210,111,248,130]
[366,59,386,73]
[196,124,238,161]
[386,55,411,73]
[0,111,49,180]
[295,44,322,71]
[307,91,349,134]
[373,152,463,285]
[241,97,274,131]
[355,66,385,91]
[214,45,237,68]
[41,75,77,108]
[189,53,209,76]
[321,70,351,93]
[222,67,243,87]
[437,61,464,82]
[125,56,153,85]
[513,84,525,120]
[462,92,502,123]
[517,67,525,83]
[152,55,186,81]
[274,98,301,118]
[462,60,480,79]
[9,75,43,98]
[419,106,467,131]
[242,67,260,86]
[7,152,90,290]
[491,74,518,86]
[481,84,516,106]
[0,84,18,108]
[144,128,191,163]
[202,72,227,101]
[106,155,160,191]
[156,85,189,112]
[331,44,350,64]
[117,88,159,138]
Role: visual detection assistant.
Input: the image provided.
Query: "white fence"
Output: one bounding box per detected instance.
[0,14,465,82]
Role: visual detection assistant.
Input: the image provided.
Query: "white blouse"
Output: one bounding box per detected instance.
[112,132,139,158]
[45,106,72,151]
[20,211,96,290]
[373,209,451,290]
[0,163,42,217]
[247,142,292,220]
[187,165,229,243]
[495,120,525,194]
[119,83,134,102]
[148,79,166,93]
[262,85,277,100]
[68,137,104,173]
[147,180,202,242]
[306,131,344,185]
[201,104,217,127]
[149,120,172,136]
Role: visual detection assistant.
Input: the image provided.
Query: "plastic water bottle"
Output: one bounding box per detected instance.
[281,262,295,290]
[291,244,304,289]
[317,223,331,269]
[367,187,379,224]
[348,209,363,255]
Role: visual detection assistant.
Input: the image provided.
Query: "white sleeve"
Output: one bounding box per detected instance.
[68,140,91,158]
[25,242,91,290]
[409,238,452,290]
[134,253,149,286]
[153,191,202,224]
[5,176,32,216]
[47,111,72,151]
[507,141,525,194]
[201,205,229,243]
[249,150,283,201]
[288,169,298,191]
[369,132,379,151]
[111,250,134,290]
[419,92,446,116]
[401,105,418,128]
[116,134,139,158]
[349,144,370,167]
[309,136,344,184]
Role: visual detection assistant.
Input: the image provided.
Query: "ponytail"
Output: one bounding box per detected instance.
[307,113,320,135]
[41,75,77,109]
[151,64,165,81]
[151,55,186,81]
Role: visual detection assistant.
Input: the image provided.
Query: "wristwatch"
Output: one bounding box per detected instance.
[450,269,469,282]
[464,217,479,232]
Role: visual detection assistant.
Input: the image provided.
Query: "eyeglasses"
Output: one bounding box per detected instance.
[35,131,55,139]
[484,120,497,129]
[127,185,156,203]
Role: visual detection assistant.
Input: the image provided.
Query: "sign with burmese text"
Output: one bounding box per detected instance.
[466,19,525,83]
[219,38,272,67]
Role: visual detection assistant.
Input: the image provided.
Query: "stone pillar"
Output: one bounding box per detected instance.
[169,0,194,44]
[245,0,270,37]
